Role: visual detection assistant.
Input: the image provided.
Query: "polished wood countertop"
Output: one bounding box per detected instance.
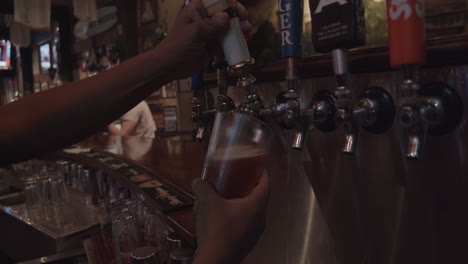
[67,134,204,243]
[80,134,204,194]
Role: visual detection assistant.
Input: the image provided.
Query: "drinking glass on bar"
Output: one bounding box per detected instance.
[24,174,43,222]
[111,198,139,264]
[202,112,273,199]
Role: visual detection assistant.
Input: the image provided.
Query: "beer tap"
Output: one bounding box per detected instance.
[191,56,236,142]
[238,80,264,118]
[212,55,236,113]
[311,0,366,154]
[196,0,260,117]
[386,0,463,159]
[277,0,306,150]
[259,0,305,148]
[191,72,208,142]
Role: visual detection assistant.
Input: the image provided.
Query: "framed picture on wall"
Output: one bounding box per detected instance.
[179,78,192,93]
[137,0,157,25]
[40,81,49,91]
[162,81,177,98]
[163,106,177,132]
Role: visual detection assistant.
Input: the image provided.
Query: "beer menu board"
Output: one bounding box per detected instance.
[79,150,193,212]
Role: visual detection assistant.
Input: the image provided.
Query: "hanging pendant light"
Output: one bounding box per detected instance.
[14,0,51,31]
[73,0,98,22]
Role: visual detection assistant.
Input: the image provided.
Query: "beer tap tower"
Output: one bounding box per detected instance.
[386,0,463,159]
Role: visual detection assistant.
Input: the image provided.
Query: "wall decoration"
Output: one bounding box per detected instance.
[33,82,41,93]
[163,106,177,132]
[162,81,177,98]
[137,0,157,25]
[179,78,192,93]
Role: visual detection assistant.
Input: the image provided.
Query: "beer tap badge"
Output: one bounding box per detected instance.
[310,0,365,53]
[279,0,303,58]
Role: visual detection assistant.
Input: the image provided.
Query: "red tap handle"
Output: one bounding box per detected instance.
[386,0,426,66]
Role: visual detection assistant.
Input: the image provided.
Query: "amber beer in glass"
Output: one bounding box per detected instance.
[201,112,273,199]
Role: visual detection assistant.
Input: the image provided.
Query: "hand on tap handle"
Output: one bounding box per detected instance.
[0,0,253,164]
[160,0,252,80]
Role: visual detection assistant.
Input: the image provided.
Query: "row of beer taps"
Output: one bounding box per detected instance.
[192,0,463,160]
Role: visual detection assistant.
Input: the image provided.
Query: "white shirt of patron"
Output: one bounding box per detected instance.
[121,101,157,138]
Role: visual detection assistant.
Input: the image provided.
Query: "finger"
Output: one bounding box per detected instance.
[184,0,208,22]
[235,1,248,21]
[203,12,229,36]
[246,172,271,207]
[240,20,253,39]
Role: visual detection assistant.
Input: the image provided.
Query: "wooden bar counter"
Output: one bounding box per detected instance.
[57,134,203,245]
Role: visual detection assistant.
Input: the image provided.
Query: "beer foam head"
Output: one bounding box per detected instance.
[212,145,266,160]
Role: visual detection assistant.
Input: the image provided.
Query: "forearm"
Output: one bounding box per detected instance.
[0,48,172,164]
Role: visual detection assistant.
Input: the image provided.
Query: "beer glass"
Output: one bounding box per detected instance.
[201,112,272,199]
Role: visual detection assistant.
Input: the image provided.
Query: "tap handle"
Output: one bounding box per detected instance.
[386,0,426,66]
[310,0,365,53]
[279,0,303,58]
[190,72,204,91]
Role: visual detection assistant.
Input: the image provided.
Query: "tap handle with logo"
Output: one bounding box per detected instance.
[310,0,365,53]
[386,0,426,66]
[279,0,303,58]
[190,72,204,91]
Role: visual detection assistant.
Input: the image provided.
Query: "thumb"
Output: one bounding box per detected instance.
[192,178,221,202]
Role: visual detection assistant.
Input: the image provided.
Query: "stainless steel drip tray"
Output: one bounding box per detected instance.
[0,193,101,262]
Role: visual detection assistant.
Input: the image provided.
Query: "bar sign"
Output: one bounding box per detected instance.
[279,0,303,58]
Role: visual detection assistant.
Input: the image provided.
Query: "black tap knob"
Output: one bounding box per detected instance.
[305,90,338,132]
[399,82,463,159]
[355,86,396,134]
